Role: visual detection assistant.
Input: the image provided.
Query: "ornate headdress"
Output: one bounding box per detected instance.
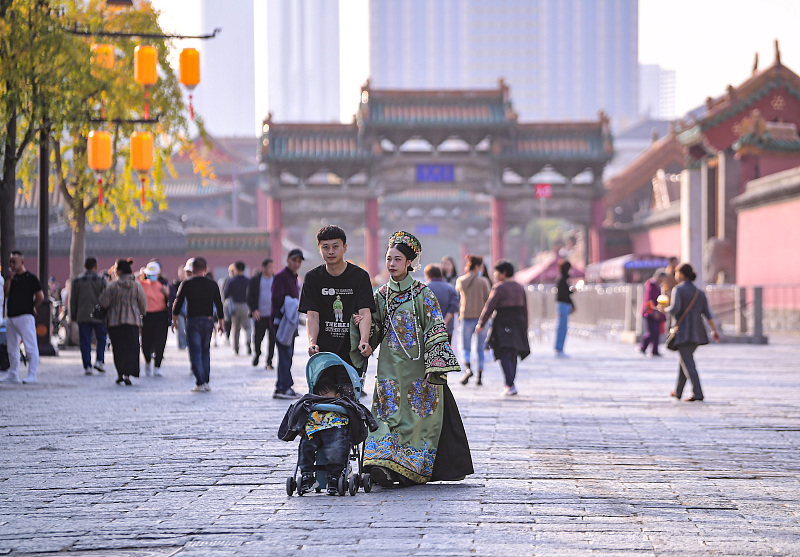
[388,230,422,271]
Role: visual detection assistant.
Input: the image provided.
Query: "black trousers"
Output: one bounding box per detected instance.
[253,317,275,365]
[141,310,169,367]
[108,324,140,378]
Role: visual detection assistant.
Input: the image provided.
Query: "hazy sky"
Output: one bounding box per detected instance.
[152,0,800,126]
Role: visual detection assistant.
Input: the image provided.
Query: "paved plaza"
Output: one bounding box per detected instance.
[1,330,799,556]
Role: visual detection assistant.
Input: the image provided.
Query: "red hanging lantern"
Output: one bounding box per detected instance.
[131,131,153,205]
[88,131,112,205]
[134,45,158,119]
[179,48,200,120]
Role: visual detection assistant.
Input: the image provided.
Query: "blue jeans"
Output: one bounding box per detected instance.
[78,322,107,369]
[176,314,187,349]
[555,302,571,353]
[461,318,488,370]
[298,425,350,476]
[276,338,295,392]
[187,317,214,385]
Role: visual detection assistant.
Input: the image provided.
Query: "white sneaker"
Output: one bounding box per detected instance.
[191,384,205,393]
[1,374,21,384]
[84,366,93,375]
[23,376,37,384]
[144,361,153,376]
[203,383,211,392]
[503,385,518,396]
[93,361,106,372]
[153,367,162,377]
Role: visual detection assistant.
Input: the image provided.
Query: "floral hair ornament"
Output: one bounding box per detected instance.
[388,230,423,271]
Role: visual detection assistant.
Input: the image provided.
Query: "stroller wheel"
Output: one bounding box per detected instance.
[286,477,296,496]
[337,474,346,496]
[362,473,372,493]
[348,475,358,496]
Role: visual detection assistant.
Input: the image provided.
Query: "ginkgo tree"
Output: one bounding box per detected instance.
[15,0,214,280]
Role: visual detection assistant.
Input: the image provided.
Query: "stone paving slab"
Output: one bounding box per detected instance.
[1,331,799,556]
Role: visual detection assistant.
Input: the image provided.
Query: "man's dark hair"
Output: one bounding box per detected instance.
[234,261,245,272]
[494,260,515,278]
[261,258,273,267]
[316,225,347,245]
[84,257,97,270]
[193,257,208,272]
[424,263,442,279]
[10,250,22,257]
[558,259,571,277]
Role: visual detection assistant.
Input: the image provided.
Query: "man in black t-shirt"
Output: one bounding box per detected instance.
[299,226,375,372]
[2,250,44,384]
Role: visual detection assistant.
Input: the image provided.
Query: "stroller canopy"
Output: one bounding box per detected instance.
[305,352,363,412]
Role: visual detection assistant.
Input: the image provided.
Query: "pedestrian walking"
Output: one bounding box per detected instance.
[171,257,225,393]
[1,250,44,384]
[271,249,304,399]
[247,258,276,369]
[224,261,252,356]
[169,266,187,349]
[441,256,458,286]
[69,256,108,375]
[220,264,235,345]
[554,259,575,358]
[455,254,491,385]
[300,225,375,374]
[139,261,170,376]
[98,259,146,386]
[424,264,459,344]
[639,269,668,357]
[358,230,472,487]
[665,262,721,402]
[475,260,530,396]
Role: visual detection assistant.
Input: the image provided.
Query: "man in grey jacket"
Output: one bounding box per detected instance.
[70,257,108,375]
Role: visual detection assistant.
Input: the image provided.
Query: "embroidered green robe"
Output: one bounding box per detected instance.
[359,274,461,484]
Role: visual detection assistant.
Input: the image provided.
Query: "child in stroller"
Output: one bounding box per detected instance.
[278,352,378,496]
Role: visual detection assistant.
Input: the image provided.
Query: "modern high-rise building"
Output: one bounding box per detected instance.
[639,64,677,120]
[369,0,639,129]
[255,0,341,126]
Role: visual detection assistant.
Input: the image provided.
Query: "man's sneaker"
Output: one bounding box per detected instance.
[266,363,274,370]
[93,361,106,372]
[153,367,163,377]
[0,374,21,384]
[203,383,211,392]
[23,376,37,384]
[273,387,301,399]
[503,385,518,396]
[144,361,153,376]
[84,366,93,375]
[191,384,205,393]
[298,474,317,495]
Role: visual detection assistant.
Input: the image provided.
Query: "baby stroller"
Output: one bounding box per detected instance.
[285,352,373,496]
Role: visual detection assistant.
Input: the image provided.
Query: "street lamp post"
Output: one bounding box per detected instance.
[37,123,56,356]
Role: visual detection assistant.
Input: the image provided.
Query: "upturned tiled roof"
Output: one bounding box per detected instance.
[499,122,613,162]
[186,229,269,251]
[358,81,515,129]
[260,123,373,163]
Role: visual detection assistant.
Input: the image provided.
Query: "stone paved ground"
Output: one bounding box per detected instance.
[1,330,799,556]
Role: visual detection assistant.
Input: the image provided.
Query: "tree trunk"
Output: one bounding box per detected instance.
[1,111,17,278]
[69,204,87,281]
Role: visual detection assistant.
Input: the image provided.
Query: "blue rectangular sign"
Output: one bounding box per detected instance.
[416,164,454,183]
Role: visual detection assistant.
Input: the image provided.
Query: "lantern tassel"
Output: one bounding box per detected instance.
[189,93,194,120]
[98,178,103,206]
[144,89,150,120]
[141,175,146,205]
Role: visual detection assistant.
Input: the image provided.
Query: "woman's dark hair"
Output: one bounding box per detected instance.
[441,256,457,277]
[678,262,697,281]
[494,259,515,278]
[558,259,571,277]
[389,242,416,268]
[465,254,483,271]
[115,259,132,275]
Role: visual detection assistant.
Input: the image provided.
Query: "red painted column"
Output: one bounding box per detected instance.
[267,197,282,262]
[491,197,505,264]
[256,188,269,229]
[589,198,605,264]
[365,198,380,281]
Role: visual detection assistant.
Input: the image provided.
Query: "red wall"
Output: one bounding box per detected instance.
[737,196,800,286]
[630,223,680,257]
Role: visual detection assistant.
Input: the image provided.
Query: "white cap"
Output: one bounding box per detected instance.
[184,258,195,272]
[145,261,161,275]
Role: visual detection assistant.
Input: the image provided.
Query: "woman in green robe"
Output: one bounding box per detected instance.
[356,231,473,487]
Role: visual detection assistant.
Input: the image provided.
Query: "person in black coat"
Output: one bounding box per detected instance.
[665,262,721,402]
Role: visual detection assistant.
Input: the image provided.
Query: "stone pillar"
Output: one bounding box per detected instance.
[256,187,269,229]
[589,197,605,264]
[490,197,505,264]
[267,197,282,262]
[364,198,380,281]
[680,167,704,285]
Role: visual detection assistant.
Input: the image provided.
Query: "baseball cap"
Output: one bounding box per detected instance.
[145,261,161,275]
[184,258,195,272]
[287,248,304,260]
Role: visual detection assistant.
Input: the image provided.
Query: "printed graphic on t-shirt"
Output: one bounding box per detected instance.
[322,288,354,338]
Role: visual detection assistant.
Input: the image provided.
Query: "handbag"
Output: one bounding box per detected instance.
[90,303,107,321]
[665,289,699,351]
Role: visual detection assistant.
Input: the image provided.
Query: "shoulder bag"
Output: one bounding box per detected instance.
[665,289,699,351]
